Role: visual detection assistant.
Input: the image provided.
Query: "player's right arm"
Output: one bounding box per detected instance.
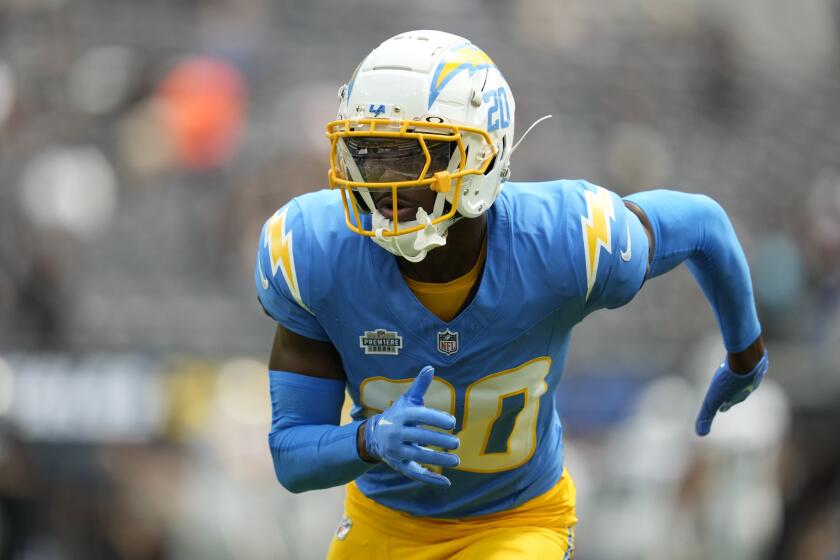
[265,325,373,493]
[256,204,458,493]
[266,325,460,491]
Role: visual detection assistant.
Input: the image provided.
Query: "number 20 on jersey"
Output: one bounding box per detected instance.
[360,357,551,474]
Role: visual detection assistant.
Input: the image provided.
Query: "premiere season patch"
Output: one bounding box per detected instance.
[359,329,404,355]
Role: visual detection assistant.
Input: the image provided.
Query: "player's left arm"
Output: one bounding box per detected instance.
[623,190,767,436]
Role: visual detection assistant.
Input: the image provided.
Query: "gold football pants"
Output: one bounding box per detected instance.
[327,468,577,560]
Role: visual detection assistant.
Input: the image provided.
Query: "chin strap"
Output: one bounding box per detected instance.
[372,206,459,263]
[395,243,427,263]
[413,207,447,249]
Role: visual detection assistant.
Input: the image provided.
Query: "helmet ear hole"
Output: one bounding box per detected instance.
[483,155,497,176]
[483,136,505,176]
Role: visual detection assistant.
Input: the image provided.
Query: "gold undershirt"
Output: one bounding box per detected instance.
[402,239,487,322]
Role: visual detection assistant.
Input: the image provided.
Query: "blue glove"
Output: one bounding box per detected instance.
[695,352,769,436]
[364,366,460,487]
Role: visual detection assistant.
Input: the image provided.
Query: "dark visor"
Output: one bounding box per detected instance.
[344,137,453,183]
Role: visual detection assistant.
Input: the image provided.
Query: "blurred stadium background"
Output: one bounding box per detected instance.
[1,0,839,558]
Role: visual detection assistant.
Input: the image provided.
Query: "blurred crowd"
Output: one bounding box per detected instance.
[0,0,839,558]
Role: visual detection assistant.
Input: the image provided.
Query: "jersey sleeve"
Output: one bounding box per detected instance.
[254,201,330,341]
[566,181,650,317]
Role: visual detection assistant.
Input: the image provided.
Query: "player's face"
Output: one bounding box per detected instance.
[344,137,452,222]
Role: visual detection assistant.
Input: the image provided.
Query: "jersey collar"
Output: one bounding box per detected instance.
[367,195,512,356]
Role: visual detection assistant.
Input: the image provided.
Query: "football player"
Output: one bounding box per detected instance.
[255,30,768,559]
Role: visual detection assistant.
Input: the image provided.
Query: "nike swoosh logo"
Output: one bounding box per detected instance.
[620,222,632,262]
[259,261,269,290]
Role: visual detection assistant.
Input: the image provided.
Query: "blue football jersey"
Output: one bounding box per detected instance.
[255,179,649,518]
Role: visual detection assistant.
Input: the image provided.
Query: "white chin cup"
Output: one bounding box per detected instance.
[371,207,454,263]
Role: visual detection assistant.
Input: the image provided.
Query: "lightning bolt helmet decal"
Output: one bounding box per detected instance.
[428,43,495,108]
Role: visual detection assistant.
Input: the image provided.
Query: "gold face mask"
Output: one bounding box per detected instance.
[326,118,497,237]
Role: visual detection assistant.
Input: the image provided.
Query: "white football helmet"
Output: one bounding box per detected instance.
[327,30,515,261]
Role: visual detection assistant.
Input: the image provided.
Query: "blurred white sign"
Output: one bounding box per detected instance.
[0,354,165,443]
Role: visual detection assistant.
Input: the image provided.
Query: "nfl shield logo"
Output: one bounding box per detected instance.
[437,329,459,356]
